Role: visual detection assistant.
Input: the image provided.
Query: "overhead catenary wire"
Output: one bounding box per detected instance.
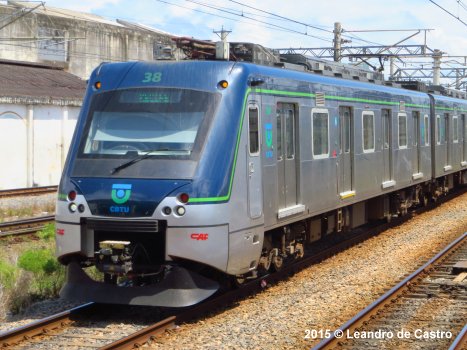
[428,0,467,27]
[225,0,389,46]
[181,0,332,42]
[153,0,309,37]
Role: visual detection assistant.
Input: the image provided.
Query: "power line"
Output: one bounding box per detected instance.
[428,0,467,27]
[181,0,332,42]
[153,0,317,38]
[225,0,389,46]
[458,0,467,12]
[226,0,332,33]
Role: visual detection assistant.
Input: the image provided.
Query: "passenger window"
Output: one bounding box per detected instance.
[436,115,441,144]
[398,113,407,148]
[312,109,329,158]
[276,109,282,160]
[453,116,458,143]
[424,115,429,146]
[362,111,375,152]
[248,105,260,155]
[382,109,391,149]
[285,109,295,159]
[344,111,351,153]
[443,113,448,143]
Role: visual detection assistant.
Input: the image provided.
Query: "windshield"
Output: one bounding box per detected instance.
[72,87,220,178]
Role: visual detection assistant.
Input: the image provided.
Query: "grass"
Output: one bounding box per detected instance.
[0,201,56,222]
[0,223,65,319]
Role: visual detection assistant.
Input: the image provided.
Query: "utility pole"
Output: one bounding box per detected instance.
[389,57,396,80]
[333,22,342,62]
[432,49,443,85]
[214,26,231,60]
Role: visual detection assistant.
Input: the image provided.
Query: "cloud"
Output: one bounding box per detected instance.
[42,0,122,13]
[40,0,467,60]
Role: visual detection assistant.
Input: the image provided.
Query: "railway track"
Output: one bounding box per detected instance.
[0,215,455,349]
[0,215,55,237]
[0,189,465,349]
[0,186,58,199]
[312,232,467,350]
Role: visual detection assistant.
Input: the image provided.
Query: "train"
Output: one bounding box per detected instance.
[55,42,467,307]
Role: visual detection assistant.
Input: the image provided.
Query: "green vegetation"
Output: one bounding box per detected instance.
[0,223,65,319]
[0,260,17,289]
[37,223,55,241]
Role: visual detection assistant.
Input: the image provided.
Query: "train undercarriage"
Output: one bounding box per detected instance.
[62,173,465,306]
[233,172,465,284]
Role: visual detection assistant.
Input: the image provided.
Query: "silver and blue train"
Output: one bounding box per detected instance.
[55,51,467,307]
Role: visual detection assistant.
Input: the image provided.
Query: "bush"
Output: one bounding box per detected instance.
[0,261,17,289]
[37,223,55,241]
[17,248,64,300]
[18,249,58,274]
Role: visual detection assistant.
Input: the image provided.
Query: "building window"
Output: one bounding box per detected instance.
[153,42,173,60]
[38,27,67,62]
[312,109,329,158]
[398,113,407,148]
[362,111,375,152]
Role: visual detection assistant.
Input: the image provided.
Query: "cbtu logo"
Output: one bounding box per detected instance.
[110,184,131,213]
[111,184,132,204]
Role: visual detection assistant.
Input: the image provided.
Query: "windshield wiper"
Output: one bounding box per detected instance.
[110,149,169,175]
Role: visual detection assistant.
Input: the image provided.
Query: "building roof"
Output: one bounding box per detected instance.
[0,59,86,105]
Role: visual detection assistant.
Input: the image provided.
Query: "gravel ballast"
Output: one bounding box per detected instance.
[1,193,466,349]
[151,193,467,350]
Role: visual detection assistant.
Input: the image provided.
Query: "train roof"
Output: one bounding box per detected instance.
[172,39,466,101]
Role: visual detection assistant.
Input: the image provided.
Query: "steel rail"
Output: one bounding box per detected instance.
[448,324,467,350]
[0,303,96,348]
[98,213,432,349]
[0,215,55,237]
[1,189,464,349]
[0,186,58,199]
[99,317,177,350]
[311,232,467,350]
[100,189,466,349]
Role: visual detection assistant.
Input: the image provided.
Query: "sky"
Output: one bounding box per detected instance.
[17,0,467,82]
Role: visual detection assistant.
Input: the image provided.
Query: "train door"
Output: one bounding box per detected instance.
[382,109,393,182]
[247,103,263,218]
[412,111,421,175]
[276,103,297,211]
[339,106,353,194]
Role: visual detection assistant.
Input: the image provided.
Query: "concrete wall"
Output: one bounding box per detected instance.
[0,103,79,189]
[0,5,176,79]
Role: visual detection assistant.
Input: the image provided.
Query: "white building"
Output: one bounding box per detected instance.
[0,59,85,189]
[0,2,182,190]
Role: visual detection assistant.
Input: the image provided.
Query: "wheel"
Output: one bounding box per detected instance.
[385,213,392,223]
[233,274,247,287]
[295,243,304,259]
[272,254,283,271]
[258,250,274,272]
[421,193,429,207]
